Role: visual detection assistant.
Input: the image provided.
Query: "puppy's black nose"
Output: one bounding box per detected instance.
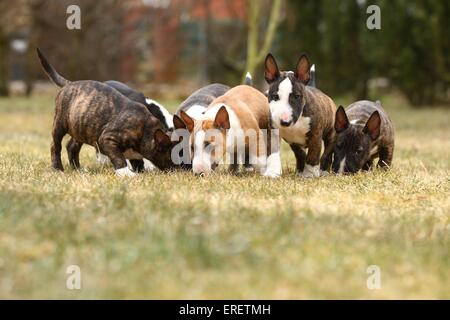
[280,120,292,127]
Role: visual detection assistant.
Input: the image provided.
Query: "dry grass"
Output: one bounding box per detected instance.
[0,93,449,299]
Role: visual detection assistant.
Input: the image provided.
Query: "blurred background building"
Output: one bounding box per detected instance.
[0,0,449,106]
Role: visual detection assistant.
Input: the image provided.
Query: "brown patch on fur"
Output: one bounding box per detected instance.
[190,85,272,171]
[207,85,271,158]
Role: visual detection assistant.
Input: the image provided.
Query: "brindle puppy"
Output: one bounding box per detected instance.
[333,100,395,174]
[67,80,173,172]
[264,53,336,178]
[37,48,175,177]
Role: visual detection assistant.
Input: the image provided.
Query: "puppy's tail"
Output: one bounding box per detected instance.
[36,48,70,87]
[307,64,316,88]
[244,72,253,86]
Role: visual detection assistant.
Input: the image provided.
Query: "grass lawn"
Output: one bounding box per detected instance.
[0,92,449,299]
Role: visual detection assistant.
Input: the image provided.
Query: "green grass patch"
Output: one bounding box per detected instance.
[0,94,448,299]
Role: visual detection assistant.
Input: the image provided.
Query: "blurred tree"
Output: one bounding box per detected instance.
[148,3,182,83]
[201,0,248,84]
[29,0,130,85]
[278,0,449,106]
[0,1,30,96]
[244,0,283,82]
[376,0,450,105]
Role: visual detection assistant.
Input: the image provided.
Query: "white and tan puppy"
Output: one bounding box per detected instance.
[179,85,281,177]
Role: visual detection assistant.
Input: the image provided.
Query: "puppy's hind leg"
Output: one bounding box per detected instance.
[51,121,67,171]
[66,138,83,169]
[290,143,306,174]
[378,145,394,169]
[302,134,322,178]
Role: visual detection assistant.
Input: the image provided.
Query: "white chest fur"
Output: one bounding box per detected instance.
[279,116,311,146]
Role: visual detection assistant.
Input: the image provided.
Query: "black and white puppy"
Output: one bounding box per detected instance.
[105,80,173,130]
[264,54,336,178]
[333,100,395,174]
[176,83,231,120]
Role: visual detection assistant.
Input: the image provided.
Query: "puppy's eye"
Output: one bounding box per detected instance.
[355,146,364,154]
[294,94,301,99]
[270,93,279,101]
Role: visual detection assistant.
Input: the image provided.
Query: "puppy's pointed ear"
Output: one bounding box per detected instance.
[363,111,381,140]
[335,106,349,133]
[264,53,280,84]
[179,110,194,132]
[173,114,186,130]
[154,129,172,150]
[214,106,230,130]
[295,54,311,84]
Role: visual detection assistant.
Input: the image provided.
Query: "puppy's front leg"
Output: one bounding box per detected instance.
[263,129,282,178]
[228,145,240,174]
[362,159,373,171]
[264,150,282,178]
[98,135,136,177]
[129,159,145,173]
[301,135,322,178]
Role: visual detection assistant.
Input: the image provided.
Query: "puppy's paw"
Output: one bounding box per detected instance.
[115,167,137,178]
[143,159,156,171]
[244,166,255,173]
[320,170,330,177]
[300,165,321,178]
[77,167,88,173]
[263,169,281,178]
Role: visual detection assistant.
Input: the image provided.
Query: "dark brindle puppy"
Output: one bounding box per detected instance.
[102,81,175,171]
[37,48,175,177]
[333,100,395,174]
[264,53,336,178]
[66,80,173,172]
